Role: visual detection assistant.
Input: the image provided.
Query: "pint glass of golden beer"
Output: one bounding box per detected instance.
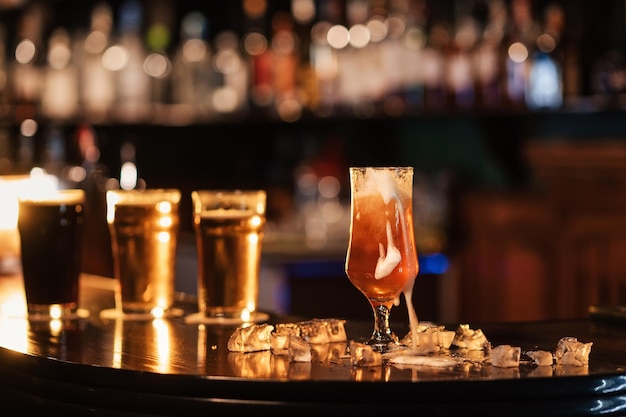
[190,190,266,323]
[106,189,181,318]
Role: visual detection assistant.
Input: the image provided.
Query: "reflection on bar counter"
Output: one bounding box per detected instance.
[0,0,622,124]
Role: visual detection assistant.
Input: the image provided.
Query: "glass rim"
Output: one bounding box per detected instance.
[106,188,181,194]
[191,189,266,196]
[349,166,414,170]
[106,188,182,205]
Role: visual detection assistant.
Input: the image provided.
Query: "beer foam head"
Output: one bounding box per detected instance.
[192,190,267,215]
[106,189,181,223]
[19,189,85,205]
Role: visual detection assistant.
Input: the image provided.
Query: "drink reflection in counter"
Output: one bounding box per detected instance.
[196,323,312,379]
[228,350,273,378]
[111,318,173,373]
[227,349,313,380]
[196,323,233,375]
[351,363,390,382]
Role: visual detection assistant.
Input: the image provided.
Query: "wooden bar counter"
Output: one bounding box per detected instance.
[0,273,625,416]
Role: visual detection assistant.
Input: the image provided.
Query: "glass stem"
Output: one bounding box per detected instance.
[368,303,397,350]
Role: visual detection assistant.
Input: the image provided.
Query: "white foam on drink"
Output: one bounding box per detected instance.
[362,168,400,204]
[19,189,85,205]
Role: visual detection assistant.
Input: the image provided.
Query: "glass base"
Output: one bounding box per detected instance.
[365,332,401,352]
[26,303,89,322]
[100,308,184,321]
[184,311,269,325]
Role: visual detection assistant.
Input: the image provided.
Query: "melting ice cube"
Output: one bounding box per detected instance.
[490,345,521,368]
[350,340,382,367]
[555,337,592,366]
[288,334,312,362]
[227,323,274,352]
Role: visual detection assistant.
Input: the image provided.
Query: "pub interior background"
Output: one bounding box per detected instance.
[0,0,625,325]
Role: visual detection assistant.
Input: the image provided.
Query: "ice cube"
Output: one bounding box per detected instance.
[227,323,274,352]
[324,318,348,342]
[274,322,301,337]
[270,332,291,356]
[489,344,521,368]
[271,322,301,355]
[297,319,330,344]
[400,323,455,352]
[288,334,312,362]
[438,330,456,349]
[526,350,554,367]
[350,341,382,367]
[555,337,593,366]
[452,324,489,350]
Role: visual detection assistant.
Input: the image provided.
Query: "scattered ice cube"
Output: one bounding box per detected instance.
[489,345,521,368]
[324,318,348,342]
[270,332,291,356]
[526,350,554,367]
[452,324,489,350]
[555,337,593,366]
[350,341,382,367]
[274,322,301,337]
[400,325,455,352]
[288,334,312,362]
[227,323,274,352]
[297,319,330,344]
[271,322,301,355]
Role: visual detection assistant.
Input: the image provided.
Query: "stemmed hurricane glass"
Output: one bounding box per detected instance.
[345,167,419,352]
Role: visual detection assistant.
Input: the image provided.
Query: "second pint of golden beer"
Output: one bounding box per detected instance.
[191,190,266,321]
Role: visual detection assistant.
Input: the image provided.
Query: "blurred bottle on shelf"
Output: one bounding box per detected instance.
[144,0,173,121]
[446,12,477,110]
[472,0,506,109]
[0,24,8,119]
[81,1,115,123]
[422,22,448,110]
[40,28,79,120]
[110,0,149,122]
[212,30,248,115]
[242,0,274,111]
[271,11,302,121]
[9,2,45,122]
[525,2,563,110]
[171,11,214,122]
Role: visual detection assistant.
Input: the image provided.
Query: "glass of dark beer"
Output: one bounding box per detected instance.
[17,189,86,320]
